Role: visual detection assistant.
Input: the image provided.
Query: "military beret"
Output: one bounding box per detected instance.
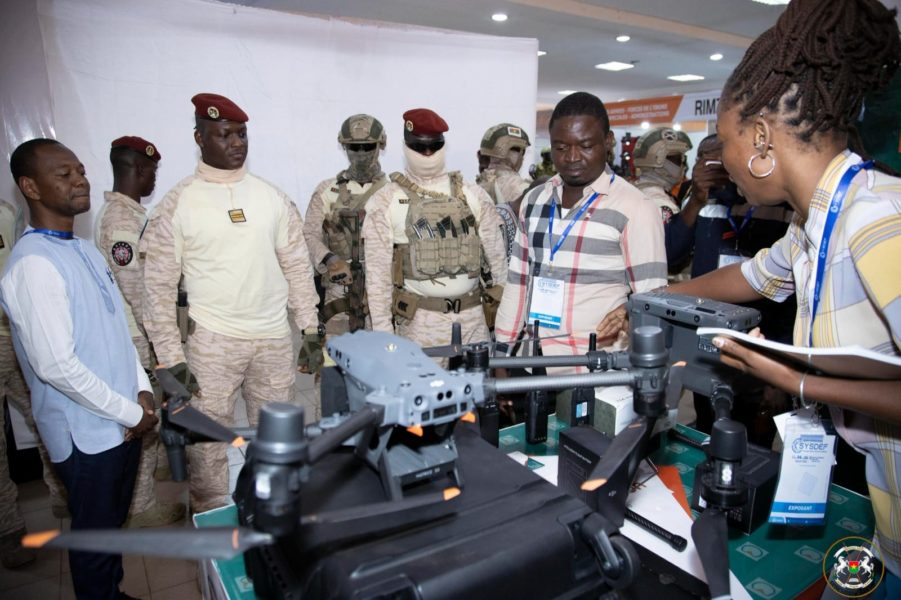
[191,93,249,123]
[111,136,161,162]
[402,108,448,137]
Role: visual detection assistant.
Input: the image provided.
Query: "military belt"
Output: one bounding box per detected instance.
[415,289,482,314]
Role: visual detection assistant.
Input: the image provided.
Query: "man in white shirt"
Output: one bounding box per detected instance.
[2,138,157,599]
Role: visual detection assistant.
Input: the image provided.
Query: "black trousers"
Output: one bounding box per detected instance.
[53,439,140,600]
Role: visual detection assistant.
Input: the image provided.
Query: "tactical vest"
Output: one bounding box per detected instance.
[322,175,386,266]
[391,171,482,283]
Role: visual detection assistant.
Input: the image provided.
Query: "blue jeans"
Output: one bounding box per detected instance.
[53,440,140,600]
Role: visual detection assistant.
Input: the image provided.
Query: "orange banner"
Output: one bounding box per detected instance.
[604,95,683,127]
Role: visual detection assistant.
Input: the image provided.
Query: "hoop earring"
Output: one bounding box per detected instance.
[748,152,776,178]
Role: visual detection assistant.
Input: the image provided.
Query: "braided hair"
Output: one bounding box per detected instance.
[722,0,900,157]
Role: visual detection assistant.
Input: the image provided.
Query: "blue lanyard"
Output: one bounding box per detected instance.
[808,160,873,345]
[725,205,755,237]
[23,228,74,240]
[548,174,613,262]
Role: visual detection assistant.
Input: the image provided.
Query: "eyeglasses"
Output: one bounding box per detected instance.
[406,140,445,154]
[346,143,378,152]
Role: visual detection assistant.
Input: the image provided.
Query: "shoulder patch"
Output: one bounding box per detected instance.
[111,241,134,266]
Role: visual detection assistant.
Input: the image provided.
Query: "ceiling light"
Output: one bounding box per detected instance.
[595,61,634,71]
[491,13,508,22]
[616,35,631,43]
[672,123,682,131]
[640,121,650,130]
[617,98,626,102]
[537,50,546,57]
[709,53,723,61]
[750,0,789,5]
[558,90,578,95]
[667,74,705,82]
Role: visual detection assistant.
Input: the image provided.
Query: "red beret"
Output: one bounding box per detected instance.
[111,136,161,162]
[191,93,249,123]
[403,108,448,136]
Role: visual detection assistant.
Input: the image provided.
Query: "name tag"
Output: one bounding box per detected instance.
[228,209,247,223]
[769,412,835,525]
[528,277,564,330]
[717,246,749,268]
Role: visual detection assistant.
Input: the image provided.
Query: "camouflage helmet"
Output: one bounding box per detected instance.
[338,114,386,149]
[632,127,692,170]
[479,123,531,159]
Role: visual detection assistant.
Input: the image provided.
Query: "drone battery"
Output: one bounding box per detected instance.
[526,389,549,443]
[690,442,780,534]
[558,426,612,511]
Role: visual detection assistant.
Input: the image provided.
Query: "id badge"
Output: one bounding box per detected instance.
[717,246,746,268]
[768,413,835,525]
[528,276,564,330]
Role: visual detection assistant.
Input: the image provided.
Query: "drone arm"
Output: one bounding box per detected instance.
[488,370,637,396]
[307,405,384,464]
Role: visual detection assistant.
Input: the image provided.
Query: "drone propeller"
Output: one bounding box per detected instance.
[156,367,245,446]
[691,508,731,598]
[21,527,273,561]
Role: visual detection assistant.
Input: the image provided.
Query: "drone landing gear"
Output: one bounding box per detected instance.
[378,440,462,501]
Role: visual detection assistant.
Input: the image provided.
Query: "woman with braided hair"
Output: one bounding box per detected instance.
[666,0,901,591]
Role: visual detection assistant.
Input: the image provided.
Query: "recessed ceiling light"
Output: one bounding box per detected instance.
[558,90,578,95]
[672,123,682,131]
[617,98,626,102]
[640,121,650,130]
[491,13,508,22]
[750,0,789,5]
[667,74,705,82]
[537,50,547,57]
[595,61,634,72]
[616,35,631,43]
[709,53,723,61]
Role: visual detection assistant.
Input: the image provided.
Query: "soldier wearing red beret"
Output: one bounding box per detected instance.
[93,135,187,528]
[362,108,507,359]
[141,94,321,512]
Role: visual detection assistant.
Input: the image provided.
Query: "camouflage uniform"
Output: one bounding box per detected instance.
[476,123,532,205]
[0,199,66,544]
[142,163,319,512]
[362,171,507,355]
[633,127,692,224]
[95,190,176,520]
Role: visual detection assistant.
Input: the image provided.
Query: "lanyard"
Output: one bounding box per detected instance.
[23,228,74,240]
[724,205,755,239]
[548,173,614,262]
[808,160,873,345]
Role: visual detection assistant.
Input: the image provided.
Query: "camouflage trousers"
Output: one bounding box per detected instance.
[185,324,294,513]
[128,334,159,515]
[0,336,66,537]
[397,304,490,367]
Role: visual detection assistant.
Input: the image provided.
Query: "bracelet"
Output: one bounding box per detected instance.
[798,371,814,410]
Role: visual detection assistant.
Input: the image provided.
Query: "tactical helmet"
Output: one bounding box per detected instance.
[338,114,386,149]
[632,127,692,171]
[479,123,531,159]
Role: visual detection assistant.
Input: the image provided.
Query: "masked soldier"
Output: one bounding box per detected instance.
[142,93,321,513]
[94,136,186,527]
[303,115,387,336]
[362,108,507,354]
[476,123,532,205]
[632,127,693,224]
[529,147,556,179]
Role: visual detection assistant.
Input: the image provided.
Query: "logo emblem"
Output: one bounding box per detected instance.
[111,241,134,267]
[405,120,414,132]
[507,126,522,137]
[823,536,884,597]
[145,145,155,157]
[207,106,220,119]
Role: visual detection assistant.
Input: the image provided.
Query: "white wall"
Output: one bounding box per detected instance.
[1,0,538,238]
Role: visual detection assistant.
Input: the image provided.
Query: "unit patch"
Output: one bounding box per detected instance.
[228,209,247,223]
[111,241,134,266]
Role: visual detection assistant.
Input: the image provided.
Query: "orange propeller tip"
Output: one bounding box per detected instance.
[443,487,461,501]
[460,411,476,423]
[22,530,60,548]
[581,478,607,492]
[674,361,687,367]
[406,425,424,437]
[231,436,247,448]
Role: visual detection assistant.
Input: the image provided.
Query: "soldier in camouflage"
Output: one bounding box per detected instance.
[529,147,557,179]
[632,127,692,224]
[142,94,321,512]
[361,108,507,357]
[94,136,185,527]
[475,123,532,205]
[303,114,387,336]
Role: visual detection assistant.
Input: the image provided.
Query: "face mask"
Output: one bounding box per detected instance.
[404,144,446,179]
[345,148,382,183]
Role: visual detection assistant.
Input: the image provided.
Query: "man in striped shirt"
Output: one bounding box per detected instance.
[494,92,667,368]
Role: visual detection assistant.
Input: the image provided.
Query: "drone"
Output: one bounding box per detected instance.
[23,292,761,600]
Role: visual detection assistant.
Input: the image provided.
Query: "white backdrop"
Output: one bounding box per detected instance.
[1,0,538,238]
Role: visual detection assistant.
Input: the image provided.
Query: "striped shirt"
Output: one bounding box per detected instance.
[494,168,667,366]
[742,150,901,574]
